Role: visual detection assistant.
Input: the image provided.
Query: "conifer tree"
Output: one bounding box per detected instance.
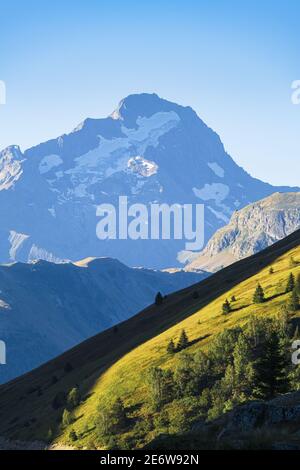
[253,283,265,304]
[286,273,295,293]
[147,367,174,410]
[177,329,189,351]
[296,273,300,295]
[269,267,274,275]
[288,288,299,312]
[167,339,176,354]
[155,292,163,306]
[233,333,255,398]
[222,299,231,314]
[253,331,289,399]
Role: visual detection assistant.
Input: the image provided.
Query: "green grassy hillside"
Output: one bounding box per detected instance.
[0,229,300,449]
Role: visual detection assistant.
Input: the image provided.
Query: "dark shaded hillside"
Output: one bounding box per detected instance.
[0,229,299,442]
[0,258,205,383]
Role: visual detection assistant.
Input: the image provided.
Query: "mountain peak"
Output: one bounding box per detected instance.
[110,92,188,127]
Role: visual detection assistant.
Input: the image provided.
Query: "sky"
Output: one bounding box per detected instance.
[0,0,299,186]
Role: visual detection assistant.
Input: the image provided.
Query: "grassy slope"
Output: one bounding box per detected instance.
[63,244,300,448]
[0,229,300,446]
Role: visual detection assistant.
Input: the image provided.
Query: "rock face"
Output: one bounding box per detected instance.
[215,392,300,449]
[0,257,205,384]
[186,192,300,272]
[0,94,298,269]
[222,399,300,434]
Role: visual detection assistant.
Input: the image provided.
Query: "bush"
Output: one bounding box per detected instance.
[69,429,78,442]
[95,398,128,441]
[222,299,231,314]
[62,408,73,427]
[253,284,265,303]
[67,387,81,409]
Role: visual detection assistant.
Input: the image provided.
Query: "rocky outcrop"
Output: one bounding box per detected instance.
[186,192,300,272]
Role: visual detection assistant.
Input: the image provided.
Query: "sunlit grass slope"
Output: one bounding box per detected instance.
[0,229,299,447]
[61,242,300,448]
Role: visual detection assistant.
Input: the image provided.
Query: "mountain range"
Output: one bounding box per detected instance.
[0,93,298,269]
[0,258,205,384]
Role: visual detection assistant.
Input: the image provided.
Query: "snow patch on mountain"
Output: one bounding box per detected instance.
[208,162,225,178]
[0,146,24,190]
[193,183,230,204]
[207,206,230,223]
[9,231,29,260]
[128,156,158,177]
[39,155,63,175]
[28,245,65,263]
[48,207,56,218]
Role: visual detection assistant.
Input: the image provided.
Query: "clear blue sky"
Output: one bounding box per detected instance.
[0,0,299,186]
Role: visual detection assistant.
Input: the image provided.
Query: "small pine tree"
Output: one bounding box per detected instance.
[177,330,189,351]
[288,288,299,312]
[296,273,300,295]
[231,295,236,302]
[269,267,274,275]
[286,273,296,293]
[167,339,176,354]
[222,299,231,315]
[253,284,265,304]
[69,429,78,442]
[155,292,163,306]
[253,331,289,399]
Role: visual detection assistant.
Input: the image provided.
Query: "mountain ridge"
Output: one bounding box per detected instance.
[186,192,300,272]
[0,257,205,384]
